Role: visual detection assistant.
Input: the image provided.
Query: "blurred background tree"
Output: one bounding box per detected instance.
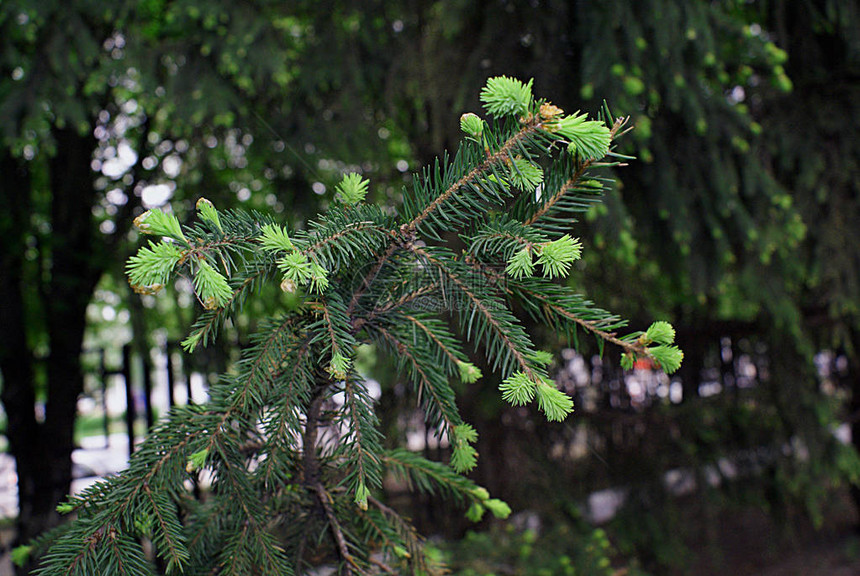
[1,0,858,574]
[0,0,403,550]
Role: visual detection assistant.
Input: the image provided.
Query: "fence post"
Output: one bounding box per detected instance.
[99,349,110,448]
[122,344,136,456]
[141,347,154,430]
[185,353,194,406]
[166,343,177,409]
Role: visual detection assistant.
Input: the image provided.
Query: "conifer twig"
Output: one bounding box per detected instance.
[362,284,439,324]
[401,313,461,365]
[526,116,627,226]
[411,246,538,379]
[37,76,682,576]
[403,121,542,234]
[524,161,592,226]
[371,324,460,432]
[511,281,649,356]
[315,483,362,576]
[347,241,399,318]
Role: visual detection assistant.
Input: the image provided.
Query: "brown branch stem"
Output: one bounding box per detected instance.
[315,483,364,576]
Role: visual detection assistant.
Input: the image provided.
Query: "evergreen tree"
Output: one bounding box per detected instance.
[28,78,680,575]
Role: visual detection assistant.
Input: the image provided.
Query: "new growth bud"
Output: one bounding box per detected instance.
[460,113,484,138]
[196,197,224,233]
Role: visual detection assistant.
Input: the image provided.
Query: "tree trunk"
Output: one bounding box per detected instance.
[0,151,42,550]
[0,129,103,572]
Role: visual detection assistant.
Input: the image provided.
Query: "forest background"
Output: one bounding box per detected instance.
[0,0,858,574]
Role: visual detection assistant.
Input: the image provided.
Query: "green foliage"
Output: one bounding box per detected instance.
[500,372,537,406]
[35,77,680,575]
[7,2,856,573]
[619,320,684,373]
[571,0,810,322]
[195,198,223,234]
[534,380,576,422]
[11,545,33,568]
[258,223,294,253]
[643,320,675,345]
[506,247,537,280]
[480,76,534,117]
[456,360,483,384]
[450,424,480,473]
[508,157,544,192]
[551,112,613,160]
[438,523,647,576]
[133,209,188,244]
[335,172,370,205]
[192,258,233,310]
[535,234,582,279]
[460,113,484,139]
[125,241,184,290]
[277,250,314,288]
[646,345,684,373]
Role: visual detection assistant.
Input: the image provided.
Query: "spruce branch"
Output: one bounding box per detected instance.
[335,173,370,205]
[510,277,635,350]
[134,208,188,244]
[547,111,612,160]
[357,503,418,574]
[259,223,294,253]
[506,246,536,279]
[182,267,270,352]
[333,375,383,509]
[399,313,464,371]
[382,449,489,506]
[141,483,189,572]
[410,246,540,379]
[266,337,316,445]
[300,217,393,266]
[534,379,575,421]
[403,119,543,235]
[449,424,479,473]
[360,284,439,324]
[524,160,593,227]
[369,323,461,435]
[459,112,484,139]
[126,240,185,292]
[479,76,534,117]
[534,234,582,278]
[469,217,549,260]
[193,258,234,309]
[228,314,306,412]
[508,157,544,191]
[524,115,629,229]
[43,76,684,576]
